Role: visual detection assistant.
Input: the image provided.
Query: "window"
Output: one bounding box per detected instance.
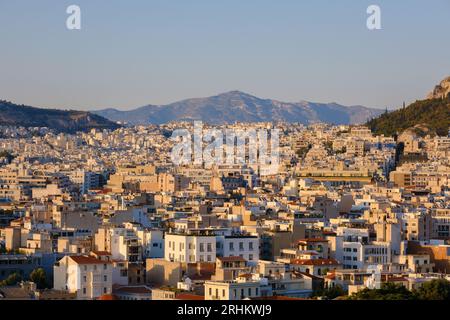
[83,276,87,282]
[248,288,252,296]
[249,254,253,261]
[104,275,107,282]
[83,288,86,294]
[104,287,107,294]
[207,255,211,262]
[207,243,212,252]
[239,242,244,251]
[103,264,107,270]
[249,242,254,250]
[222,289,226,297]
[200,243,205,252]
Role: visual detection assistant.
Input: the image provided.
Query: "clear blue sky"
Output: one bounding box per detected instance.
[0,0,449,110]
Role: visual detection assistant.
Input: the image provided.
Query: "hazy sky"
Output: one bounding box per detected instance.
[0,0,449,110]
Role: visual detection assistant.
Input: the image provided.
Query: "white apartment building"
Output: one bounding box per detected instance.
[341,242,391,269]
[333,227,391,269]
[53,254,113,300]
[95,226,142,263]
[431,208,450,239]
[204,278,266,300]
[216,235,259,266]
[135,228,164,259]
[165,232,217,263]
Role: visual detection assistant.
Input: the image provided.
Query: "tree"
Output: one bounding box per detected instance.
[0,150,14,163]
[296,144,312,158]
[0,273,22,287]
[348,283,414,300]
[367,96,450,137]
[29,268,48,289]
[312,285,346,300]
[414,279,450,300]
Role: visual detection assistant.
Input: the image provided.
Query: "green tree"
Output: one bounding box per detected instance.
[348,283,414,300]
[0,272,22,287]
[367,96,450,137]
[414,279,450,300]
[29,268,48,289]
[312,285,346,300]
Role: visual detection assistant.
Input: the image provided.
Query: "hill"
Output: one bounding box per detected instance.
[367,96,450,137]
[0,100,121,133]
[93,91,383,125]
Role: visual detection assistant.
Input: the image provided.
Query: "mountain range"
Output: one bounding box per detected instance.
[0,100,120,133]
[93,91,383,125]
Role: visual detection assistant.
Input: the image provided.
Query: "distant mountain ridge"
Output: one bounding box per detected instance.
[0,100,121,133]
[93,91,383,125]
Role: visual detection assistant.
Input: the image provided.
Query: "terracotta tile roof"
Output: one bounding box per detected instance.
[70,255,112,265]
[91,251,111,256]
[175,293,205,300]
[98,294,118,300]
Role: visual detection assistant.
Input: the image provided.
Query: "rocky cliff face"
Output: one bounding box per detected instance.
[427,76,450,99]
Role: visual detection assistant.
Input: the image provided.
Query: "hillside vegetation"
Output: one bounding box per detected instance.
[0,100,121,133]
[367,96,450,137]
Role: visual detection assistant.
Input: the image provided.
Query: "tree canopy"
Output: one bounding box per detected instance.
[29,268,48,290]
[367,97,450,137]
[348,279,450,300]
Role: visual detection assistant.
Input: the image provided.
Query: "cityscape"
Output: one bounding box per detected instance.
[0,1,449,309]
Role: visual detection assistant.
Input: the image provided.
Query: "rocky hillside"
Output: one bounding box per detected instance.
[427,76,450,100]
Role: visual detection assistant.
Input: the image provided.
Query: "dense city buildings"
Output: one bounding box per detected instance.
[0,122,449,300]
